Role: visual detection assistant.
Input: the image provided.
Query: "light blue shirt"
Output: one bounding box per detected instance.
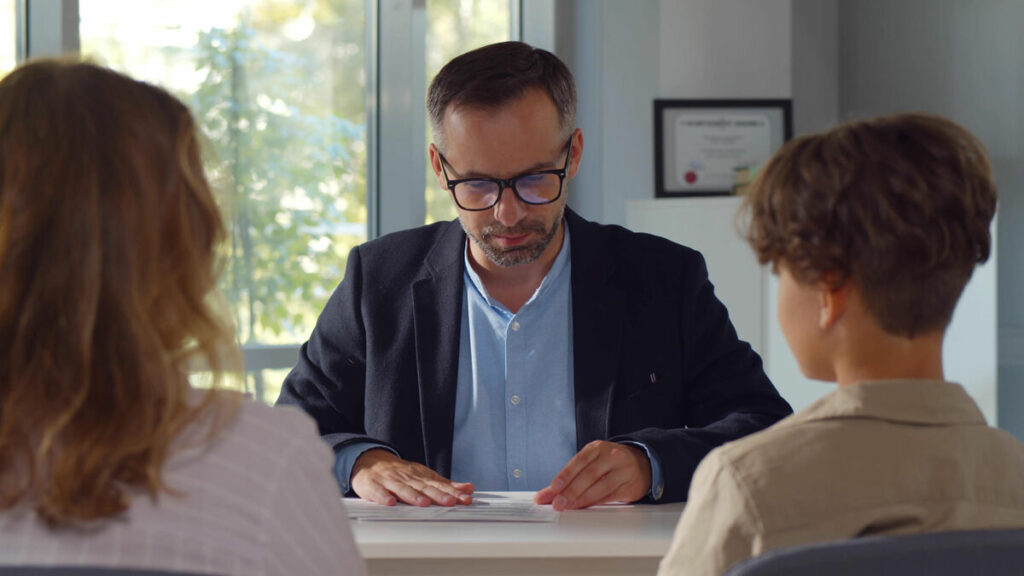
[335,224,662,499]
[449,227,577,490]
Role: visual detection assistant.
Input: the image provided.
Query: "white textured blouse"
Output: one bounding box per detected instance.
[0,393,366,576]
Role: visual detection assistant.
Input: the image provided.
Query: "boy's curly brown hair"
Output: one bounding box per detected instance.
[744,113,997,338]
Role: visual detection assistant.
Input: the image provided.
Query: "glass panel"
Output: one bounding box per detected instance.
[0,0,14,74]
[188,369,279,405]
[245,368,290,405]
[80,1,368,363]
[423,0,511,224]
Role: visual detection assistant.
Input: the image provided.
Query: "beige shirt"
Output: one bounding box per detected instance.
[658,380,1024,576]
[0,395,367,576]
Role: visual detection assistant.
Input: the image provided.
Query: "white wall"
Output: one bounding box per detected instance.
[791,0,839,135]
[658,0,791,100]
[556,0,659,226]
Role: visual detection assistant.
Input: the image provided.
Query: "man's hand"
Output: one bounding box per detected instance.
[533,441,651,510]
[351,449,474,507]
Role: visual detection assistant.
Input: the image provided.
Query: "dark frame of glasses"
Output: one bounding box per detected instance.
[438,137,574,211]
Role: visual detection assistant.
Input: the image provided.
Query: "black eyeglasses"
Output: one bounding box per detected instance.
[438,137,573,211]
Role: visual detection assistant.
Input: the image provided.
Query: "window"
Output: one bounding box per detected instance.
[80,0,368,402]
[424,0,512,224]
[0,0,15,74]
[21,0,533,403]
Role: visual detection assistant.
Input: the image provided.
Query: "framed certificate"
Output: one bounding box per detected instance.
[654,99,792,197]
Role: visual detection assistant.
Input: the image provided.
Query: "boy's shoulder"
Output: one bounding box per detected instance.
[697,392,870,502]
[696,381,1024,532]
[710,408,829,472]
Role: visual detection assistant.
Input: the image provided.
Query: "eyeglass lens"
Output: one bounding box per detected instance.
[454,173,562,210]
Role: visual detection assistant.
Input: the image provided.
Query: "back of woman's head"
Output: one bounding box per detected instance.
[0,59,237,525]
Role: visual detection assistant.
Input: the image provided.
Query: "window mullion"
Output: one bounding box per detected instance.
[24,0,78,58]
[375,0,427,237]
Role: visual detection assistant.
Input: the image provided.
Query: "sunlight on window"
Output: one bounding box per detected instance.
[80,0,367,403]
[80,0,367,348]
[0,0,15,74]
[424,0,511,224]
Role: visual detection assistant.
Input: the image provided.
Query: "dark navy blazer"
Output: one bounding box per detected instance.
[277,209,792,503]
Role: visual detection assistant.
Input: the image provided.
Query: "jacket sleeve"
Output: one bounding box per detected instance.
[276,246,398,454]
[612,250,792,503]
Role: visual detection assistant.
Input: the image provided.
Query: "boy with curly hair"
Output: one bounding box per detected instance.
[659,113,1024,576]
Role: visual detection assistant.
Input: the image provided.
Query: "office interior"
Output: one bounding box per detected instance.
[555,0,1023,440]
[5,0,1022,438]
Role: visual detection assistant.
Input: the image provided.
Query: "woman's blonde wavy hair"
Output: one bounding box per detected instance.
[0,59,240,526]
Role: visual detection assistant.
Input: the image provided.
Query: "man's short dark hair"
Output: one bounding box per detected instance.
[744,113,997,338]
[427,41,576,150]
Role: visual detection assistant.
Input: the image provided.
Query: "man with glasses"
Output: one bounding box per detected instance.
[278,41,792,509]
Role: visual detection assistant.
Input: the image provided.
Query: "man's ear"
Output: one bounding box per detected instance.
[428,143,445,189]
[818,281,847,330]
[568,128,584,179]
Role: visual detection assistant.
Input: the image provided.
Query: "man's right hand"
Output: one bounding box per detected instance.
[351,449,475,507]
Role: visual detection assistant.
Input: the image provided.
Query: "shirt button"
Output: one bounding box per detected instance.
[511,321,521,331]
[510,395,520,405]
[512,469,522,479]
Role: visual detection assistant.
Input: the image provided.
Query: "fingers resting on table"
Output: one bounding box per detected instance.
[351,448,474,507]
[534,440,651,511]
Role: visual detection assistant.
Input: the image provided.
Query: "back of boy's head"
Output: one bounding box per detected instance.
[745,113,997,338]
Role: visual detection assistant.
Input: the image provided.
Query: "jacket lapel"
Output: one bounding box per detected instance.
[411,221,466,478]
[566,210,626,448]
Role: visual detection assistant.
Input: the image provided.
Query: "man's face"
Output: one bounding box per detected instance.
[429,87,581,269]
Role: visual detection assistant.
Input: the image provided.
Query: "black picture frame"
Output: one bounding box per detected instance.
[654,99,792,197]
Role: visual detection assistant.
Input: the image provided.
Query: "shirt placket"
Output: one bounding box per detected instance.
[505,312,529,490]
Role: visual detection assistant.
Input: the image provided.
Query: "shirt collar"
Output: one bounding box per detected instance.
[781,379,987,428]
[463,221,571,312]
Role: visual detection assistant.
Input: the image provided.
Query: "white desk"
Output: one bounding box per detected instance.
[350,492,685,576]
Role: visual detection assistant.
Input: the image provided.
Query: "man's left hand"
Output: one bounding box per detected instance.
[533,440,651,510]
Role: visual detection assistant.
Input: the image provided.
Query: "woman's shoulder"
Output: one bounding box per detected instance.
[220,393,326,452]
[177,389,333,476]
[235,394,320,434]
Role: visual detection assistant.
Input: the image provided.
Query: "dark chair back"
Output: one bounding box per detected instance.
[724,529,1024,576]
[0,567,219,576]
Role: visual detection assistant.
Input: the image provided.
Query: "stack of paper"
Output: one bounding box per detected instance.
[344,494,559,523]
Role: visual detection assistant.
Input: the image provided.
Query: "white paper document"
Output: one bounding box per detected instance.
[344,493,559,523]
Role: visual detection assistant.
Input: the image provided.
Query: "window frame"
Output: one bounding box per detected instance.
[17,0,554,382]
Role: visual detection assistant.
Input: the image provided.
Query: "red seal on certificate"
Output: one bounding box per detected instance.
[684,170,698,184]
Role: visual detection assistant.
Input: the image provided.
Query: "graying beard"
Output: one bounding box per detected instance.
[461,213,562,268]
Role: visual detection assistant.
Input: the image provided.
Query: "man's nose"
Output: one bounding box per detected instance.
[492,184,526,226]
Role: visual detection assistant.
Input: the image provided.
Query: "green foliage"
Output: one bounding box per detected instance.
[75,0,510,402]
[191,14,367,345]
